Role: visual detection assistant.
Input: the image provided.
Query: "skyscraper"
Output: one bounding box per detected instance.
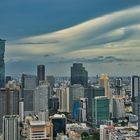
[3,115,20,140]
[71,63,88,87]
[0,39,5,88]
[37,65,45,83]
[115,78,122,95]
[100,74,112,99]
[34,81,49,121]
[85,86,105,121]
[21,74,37,114]
[69,84,84,116]
[92,96,110,128]
[0,87,20,132]
[131,75,139,115]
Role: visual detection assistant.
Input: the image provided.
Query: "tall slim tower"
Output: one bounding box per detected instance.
[71,63,88,87]
[131,76,139,115]
[0,39,5,88]
[37,65,45,83]
[99,74,112,99]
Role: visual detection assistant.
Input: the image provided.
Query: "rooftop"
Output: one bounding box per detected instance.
[30,121,46,126]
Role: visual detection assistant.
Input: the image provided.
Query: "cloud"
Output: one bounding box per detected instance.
[6,5,140,75]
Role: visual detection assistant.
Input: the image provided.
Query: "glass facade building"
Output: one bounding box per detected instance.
[71,63,88,87]
[0,39,5,88]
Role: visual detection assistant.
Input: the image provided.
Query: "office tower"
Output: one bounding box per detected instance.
[115,78,122,95]
[100,125,114,140]
[0,87,20,132]
[73,99,80,121]
[100,74,112,99]
[49,96,59,115]
[56,86,69,113]
[19,98,24,122]
[21,74,37,114]
[0,39,5,88]
[27,121,53,140]
[69,84,84,116]
[3,115,20,140]
[50,114,66,138]
[79,98,88,122]
[138,85,140,137]
[34,82,49,121]
[92,96,110,128]
[111,96,126,119]
[37,64,45,83]
[47,75,55,98]
[131,75,139,115]
[85,86,105,121]
[71,63,88,87]
[73,98,88,122]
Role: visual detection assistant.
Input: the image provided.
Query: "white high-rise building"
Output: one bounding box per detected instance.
[34,82,49,121]
[56,86,69,112]
[3,115,20,140]
[111,96,126,119]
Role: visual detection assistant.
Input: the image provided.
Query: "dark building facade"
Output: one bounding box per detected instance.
[0,89,19,132]
[131,75,140,117]
[0,39,5,88]
[51,114,66,138]
[71,63,88,87]
[21,74,37,113]
[84,86,105,121]
[37,65,45,83]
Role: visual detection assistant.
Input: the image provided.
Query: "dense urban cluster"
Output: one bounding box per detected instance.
[0,40,140,140]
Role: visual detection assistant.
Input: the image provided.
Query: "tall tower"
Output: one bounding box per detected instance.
[37,65,45,83]
[99,74,112,99]
[0,39,5,88]
[3,115,20,140]
[115,78,122,95]
[34,82,49,122]
[71,63,88,87]
[131,76,139,115]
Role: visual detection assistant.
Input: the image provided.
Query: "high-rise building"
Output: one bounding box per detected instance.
[3,115,20,140]
[50,114,66,138]
[34,82,49,121]
[37,65,45,83]
[115,78,122,95]
[100,74,112,99]
[0,86,20,132]
[49,96,59,115]
[71,63,88,87]
[111,96,126,119]
[79,98,88,122]
[92,96,110,128]
[0,39,5,88]
[131,75,139,115]
[56,86,69,113]
[69,84,84,116]
[21,74,37,114]
[85,86,105,121]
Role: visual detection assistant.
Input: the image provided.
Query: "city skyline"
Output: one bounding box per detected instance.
[1,0,140,76]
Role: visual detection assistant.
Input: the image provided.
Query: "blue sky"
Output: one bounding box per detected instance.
[1,0,140,76]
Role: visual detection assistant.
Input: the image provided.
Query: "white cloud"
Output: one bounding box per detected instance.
[6,6,140,75]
